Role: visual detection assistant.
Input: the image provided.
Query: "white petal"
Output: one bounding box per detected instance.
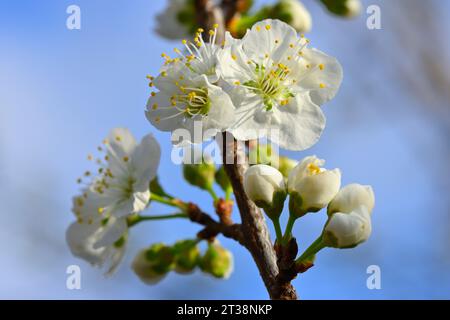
[202,83,235,133]
[110,197,135,217]
[269,94,325,151]
[66,222,107,266]
[146,93,185,132]
[131,133,161,187]
[94,217,127,249]
[105,245,127,276]
[328,184,375,215]
[242,19,297,63]
[295,48,343,106]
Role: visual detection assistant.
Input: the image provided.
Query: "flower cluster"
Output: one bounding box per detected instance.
[67,128,161,274]
[146,19,342,151]
[132,239,233,284]
[243,155,374,257]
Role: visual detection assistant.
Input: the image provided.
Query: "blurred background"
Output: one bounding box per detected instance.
[0,0,449,299]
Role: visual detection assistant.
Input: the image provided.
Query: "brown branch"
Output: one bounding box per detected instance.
[187,202,244,244]
[193,0,298,300]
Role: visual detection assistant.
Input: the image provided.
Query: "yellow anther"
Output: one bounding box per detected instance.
[265,25,271,30]
[209,30,215,36]
[307,163,321,175]
[234,81,241,85]
[306,64,311,69]
[152,103,158,110]
[77,217,83,224]
[231,54,237,61]
[289,43,294,48]
[148,82,154,87]
[98,207,104,214]
[275,39,279,44]
[123,156,129,162]
[161,71,167,77]
[301,34,305,38]
[280,100,288,106]
[319,64,325,70]
[151,92,156,97]
[256,26,261,31]
[182,39,187,45]
[265,53,269,58]
[155,116,160,123]
[146,75,154,80]
[319,83,326,89]
[213,23,219,29]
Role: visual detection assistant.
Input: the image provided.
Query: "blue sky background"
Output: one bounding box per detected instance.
[0,0,449,299]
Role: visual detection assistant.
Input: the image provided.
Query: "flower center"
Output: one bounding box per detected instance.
[243,62,294,110]
[307,163,322,175]
[172,87,211,118]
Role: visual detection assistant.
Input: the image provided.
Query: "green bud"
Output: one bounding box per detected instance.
[131,243,174,284]
[200,241,234,279]
[320,0,361,18]
[183,158,216,191]
[215,166,232,194]
[172,240,200,274]
[278,156,298,178]
[132,243,174,284]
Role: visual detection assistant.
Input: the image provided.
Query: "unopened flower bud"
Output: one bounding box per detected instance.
[131,243,174,284]
[343,0,361,18]
[288,156,341,217]
[275,0,312,33]
[328,184,375,216]
[323,206,372,248]
[244,164,287,219]
[172,239,200,274]
[183,157,216,191]
[320,0,361,18]
[200,241,233,279]
[278,156,298,178]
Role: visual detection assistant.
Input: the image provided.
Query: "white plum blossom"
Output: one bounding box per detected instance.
[146,29,235,144]
[288,155,341,215]
[244,164,286,207]
[322,183,375,248]
[218,19,343,150]
[89,128,161,218]
[67,128,161,273]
